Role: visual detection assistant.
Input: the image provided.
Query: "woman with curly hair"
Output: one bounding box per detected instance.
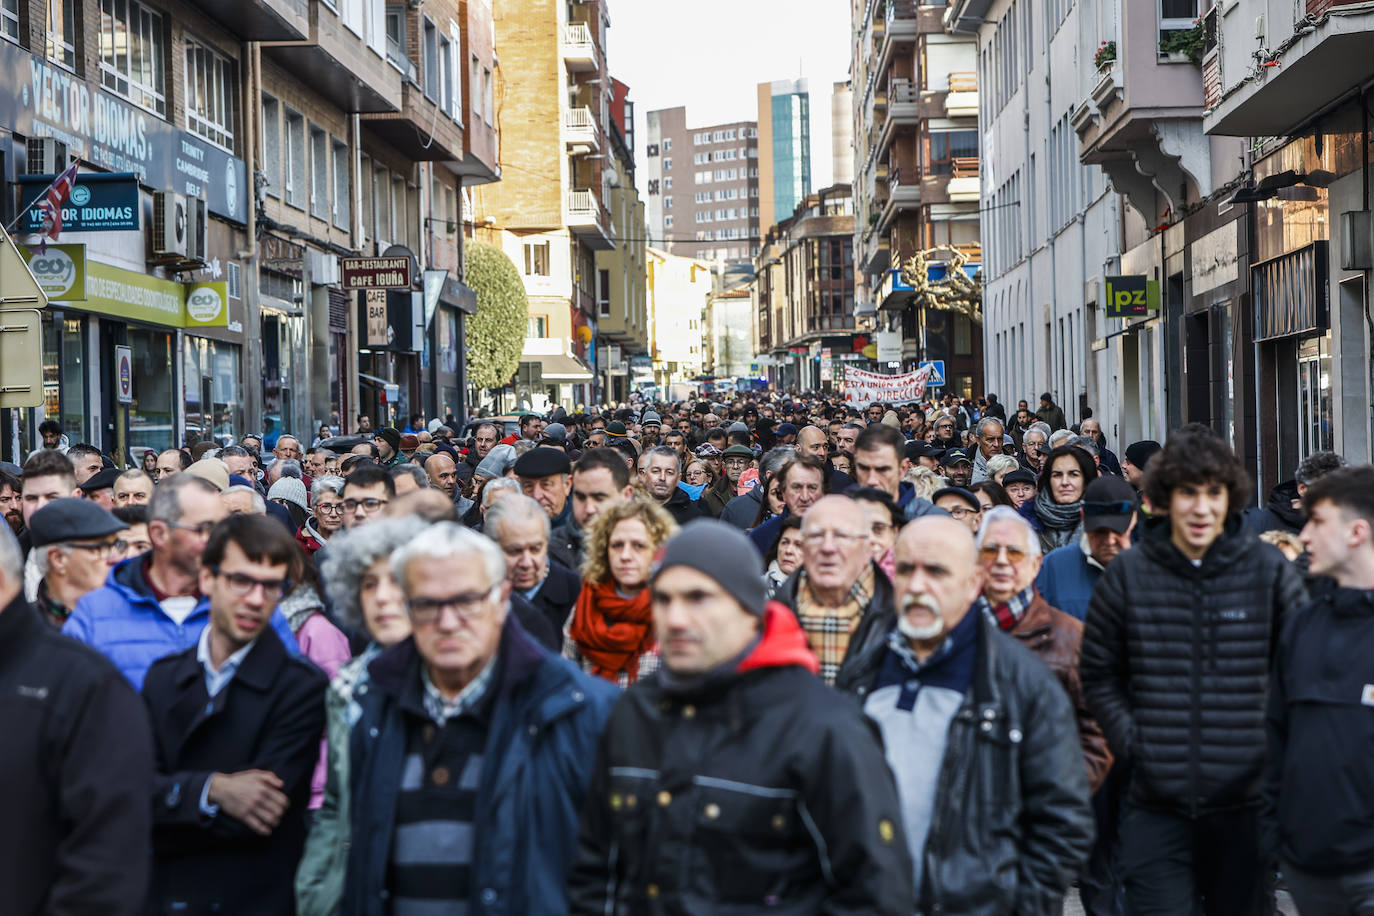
[567,498,677,687]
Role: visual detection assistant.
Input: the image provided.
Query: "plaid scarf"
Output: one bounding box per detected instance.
[976,586,1034,632]
[794,564,875,686]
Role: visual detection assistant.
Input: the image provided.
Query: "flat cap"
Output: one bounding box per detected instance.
[541,422,568,445]
[1002,468,1037,487]
[932,487,980,513]
[29,497,127,548]
[78,467,120,493]
[513,447,572,478]
[720,444,756,460]
[727,421,749,434]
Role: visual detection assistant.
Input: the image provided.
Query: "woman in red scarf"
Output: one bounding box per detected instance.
[566,498,677,687]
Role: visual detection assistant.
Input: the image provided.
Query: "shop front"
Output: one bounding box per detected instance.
[1182,209,1249,463]
[422,274,476,425]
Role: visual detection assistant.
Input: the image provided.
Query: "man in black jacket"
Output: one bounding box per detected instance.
[638,445,706,526]
[569,521,914,914]
[0,524,153,916]
[1081,426,1307,916]
[548,448,634,571]
[485,493,581,637]
[835,515,1094,915]
[141,514,327,915]
[1265,465,1374,912]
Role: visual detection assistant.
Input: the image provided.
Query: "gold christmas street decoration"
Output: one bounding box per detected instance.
[898,246,983,324]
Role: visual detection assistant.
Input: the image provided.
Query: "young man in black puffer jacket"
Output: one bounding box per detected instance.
[1081,425,1307,916]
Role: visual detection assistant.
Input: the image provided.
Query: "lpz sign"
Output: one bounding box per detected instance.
[1104,275,1160,319]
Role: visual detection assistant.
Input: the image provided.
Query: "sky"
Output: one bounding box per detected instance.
[608,0,854,195]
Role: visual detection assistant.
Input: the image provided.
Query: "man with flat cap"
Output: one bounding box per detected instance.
[569,520,915,914]
[28,497,127,627]
[515,446,574,529]
[79,467,120,510]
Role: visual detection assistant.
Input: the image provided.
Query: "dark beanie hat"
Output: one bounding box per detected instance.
[375,427,401,450]
[1124,440,1162,469]
[652,520,766,617]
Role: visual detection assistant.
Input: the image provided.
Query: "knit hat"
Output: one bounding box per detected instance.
[727,421,749,434]
[641,411,662,428]
[267,476,309,511]
[540,422,568,445]
[652,520,766,617]
[474,443,518,479]
[374,427,402,451]
[604,421,628,438]
[185,458,230,492]
[1124,440,1162,470]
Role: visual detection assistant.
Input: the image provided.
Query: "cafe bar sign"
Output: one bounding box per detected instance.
[341,256,413,290]
[2,41,247,222]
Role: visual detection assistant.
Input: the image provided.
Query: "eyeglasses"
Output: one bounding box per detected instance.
[801,529,869,547]
[169,520,218,537]
[315,502,345,515]
[945,506,980,520]
[723,458,751,469]
[407,585,501,624]
[210,565,289,599]
[979,543,1029,564]
[63,539,120,557]
[343,498,389,514]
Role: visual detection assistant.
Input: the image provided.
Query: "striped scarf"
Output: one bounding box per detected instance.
[794,565,875,686]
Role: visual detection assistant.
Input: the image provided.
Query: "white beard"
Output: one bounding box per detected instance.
[898,614,946,642]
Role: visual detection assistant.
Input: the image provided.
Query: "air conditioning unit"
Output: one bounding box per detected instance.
[152,191,189,258]
[27,137,68,175]
[186,196,207,261]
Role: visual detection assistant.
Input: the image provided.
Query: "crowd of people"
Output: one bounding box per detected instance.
[3,386,1372,915]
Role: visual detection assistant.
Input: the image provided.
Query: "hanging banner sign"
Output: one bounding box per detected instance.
[21,243,86,299]
[1104,274,1161,319]
[844,365,934,407]
[341,256,413,290]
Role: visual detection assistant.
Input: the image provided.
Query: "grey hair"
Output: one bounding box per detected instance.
[1067,435,1100,458]
[1028,421,1052,438]
[222,485,266,514]
[1021,428,1048,447]
[1295,450,1347,486]
[390,464,430,489]
[221,445,250,459]
[481,476,522,509]
[321,517,425,630]
[148,473,220,525]
[484,494,550,544]
[976,416,1004,437]
[975,505,1042,558]
[758,446,796,477]
[639,445,679,469]
[310,474,346,503]
[274,458,303,479]
[1048,429,1074,449]
[986,454,1019,480]
[392,521,505,595]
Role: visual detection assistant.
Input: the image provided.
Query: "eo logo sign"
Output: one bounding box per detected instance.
[27,248,79,298]
[186,285,225,323]
[70,184,91,207]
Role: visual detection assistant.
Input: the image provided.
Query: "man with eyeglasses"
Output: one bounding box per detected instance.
[773,494,890,685]
[834,515,1094,915]
[64,475,297,689]
[27,498,128,628]
[1021,426,1050,474]
[933,487,982,533]
[340,522,616,915]
[141,514,327,916]
[340,465,396,530]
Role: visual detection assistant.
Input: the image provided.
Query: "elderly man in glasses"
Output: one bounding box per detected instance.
[339,522,616,916]
[26,498,127,628]
[64,475,298,689]
[141,514,327,916]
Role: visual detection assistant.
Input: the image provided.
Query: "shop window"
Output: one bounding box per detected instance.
[1297,334,1333,457]
[184,337,240,443]
[126,327,174,454]
[185,38,235,153]
[100,0,166,115]
[46,0,76,70]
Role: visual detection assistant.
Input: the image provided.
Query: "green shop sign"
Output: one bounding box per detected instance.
[1104,274,1161,319]
[77,260,227,328]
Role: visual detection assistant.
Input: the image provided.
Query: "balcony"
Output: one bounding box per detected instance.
[945,72,979,117]
[874,78,921,155]
[875,167,922,232]
[563,22,598,72]
[566,189,615,251]
[563,107,600,154]
[362,82,465,162]
[264,1,401,113]
[186,0,307,39]
[1205,0,1374,137]
[875,0,918,78]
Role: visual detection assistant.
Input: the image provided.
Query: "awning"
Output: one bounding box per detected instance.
[524,353,593,382]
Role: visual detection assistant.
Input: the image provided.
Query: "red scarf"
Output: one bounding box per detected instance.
[568,579,655,684]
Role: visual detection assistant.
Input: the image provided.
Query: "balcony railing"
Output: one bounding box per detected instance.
[891,77,919,104]
[887,0,919,21]
[951,156,979,178]
[563,22,597,71]
[948,71,978,92]
[564,106,599,152]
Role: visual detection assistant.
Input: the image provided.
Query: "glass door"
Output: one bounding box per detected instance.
[1297,333,1332,457]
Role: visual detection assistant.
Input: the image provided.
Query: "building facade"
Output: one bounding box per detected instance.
[703,265,754,381]
[831,80,854,186]
[756,78,813,228]
[0,0,499,463]
[643,106,759,263]
[645,245,710,392]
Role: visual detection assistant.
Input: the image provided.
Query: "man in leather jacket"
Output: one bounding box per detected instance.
[835,515,1094,915]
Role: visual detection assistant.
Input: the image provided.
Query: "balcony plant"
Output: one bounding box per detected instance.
[1093,40,1116,72]
[1160,21,1204,64]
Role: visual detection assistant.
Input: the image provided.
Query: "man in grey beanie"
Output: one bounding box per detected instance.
[568,520,916,915]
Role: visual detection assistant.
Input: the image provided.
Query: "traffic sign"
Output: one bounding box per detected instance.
[918,360,946,387]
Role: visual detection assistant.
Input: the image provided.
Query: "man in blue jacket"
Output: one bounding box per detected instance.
[342,521,616,916]
[63,474,296,689]
[1265,465,1374,913]
[1036,475,1138,621]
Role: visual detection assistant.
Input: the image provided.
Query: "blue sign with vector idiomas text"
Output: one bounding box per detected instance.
[17,172,140,232]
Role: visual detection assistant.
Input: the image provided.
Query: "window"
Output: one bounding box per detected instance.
[100,0,166,115]
[437,32,454,117]
[332,139,350,229]
[927,130,979,175]
[0,0,17,41]
[663,157,672,170]
[662,138,672,151]
[261,96,281,198]
[185,39,235,152]
[470,54,480,118]
[664,215,674,228]
[46,0,75,69]
[664,197,673,208]
[310,125,329,219]
[423,19,438,101]
[664,177,672,190]
[283,109,306,209]
[386,5,405,67]
[374,168,391,242]
[524,241,550,276]
[528,315,547,337]
[598,269,610,317]
[1159,0,1200,48]
[482,68,493,125]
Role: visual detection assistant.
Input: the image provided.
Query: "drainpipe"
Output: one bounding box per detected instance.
[240,40,262,434]
[1363,94,1373,458]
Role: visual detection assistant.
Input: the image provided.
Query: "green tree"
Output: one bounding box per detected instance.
[464,240,529,392]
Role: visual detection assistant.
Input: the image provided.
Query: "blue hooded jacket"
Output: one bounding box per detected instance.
[63,555,299,690]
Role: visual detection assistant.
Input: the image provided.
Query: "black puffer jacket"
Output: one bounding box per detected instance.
[1080,518,1307,815]
[836,615,1095,916]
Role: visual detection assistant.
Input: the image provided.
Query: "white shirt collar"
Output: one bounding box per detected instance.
[196,623,257,697]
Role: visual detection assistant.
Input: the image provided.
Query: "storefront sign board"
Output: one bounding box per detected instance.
[21,243,85,300]
[16,173,140,232]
